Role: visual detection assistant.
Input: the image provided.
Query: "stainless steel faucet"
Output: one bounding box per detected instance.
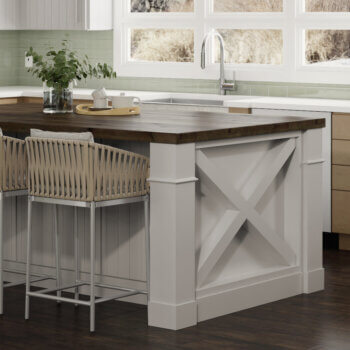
[201,30,236,95]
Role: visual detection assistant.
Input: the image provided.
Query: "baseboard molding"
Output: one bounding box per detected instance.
[303,268,324,294]
[197,272,302,322]
[148,300,197,330]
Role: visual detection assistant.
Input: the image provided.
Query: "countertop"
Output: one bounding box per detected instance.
[1,86,350,113]
[0,102,324,144]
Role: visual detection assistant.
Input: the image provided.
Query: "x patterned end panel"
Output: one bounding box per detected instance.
[196,138,297,287]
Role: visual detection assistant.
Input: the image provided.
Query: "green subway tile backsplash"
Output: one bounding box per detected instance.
[1,29,350,100]
[0,31,20,86]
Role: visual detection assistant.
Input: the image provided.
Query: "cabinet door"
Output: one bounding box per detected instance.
[332,190,350,234]
[333,113,350,140]
[52,0,86,30]
[0,0,18,29]
[333,140,350,165]
[87,0,112,30]
[3,0,112,30]
[20,0,52,30]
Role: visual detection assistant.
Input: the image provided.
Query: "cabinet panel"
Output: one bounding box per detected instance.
[0,0,18,29]
[332,190,350,234]
[332,165,350,191]
[229,107,251,114]
[0,0,112,30]
[332,140,350,165]
[333,113,350,140]
[21,0,52,30]
[87,0,112,30]
[52,0,82,30]
[253,108,332,232]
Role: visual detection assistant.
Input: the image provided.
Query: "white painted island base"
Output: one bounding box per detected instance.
[2,129,323,331]
[148,128,324,330]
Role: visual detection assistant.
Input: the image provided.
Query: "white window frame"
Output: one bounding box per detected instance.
[113,0,350,84]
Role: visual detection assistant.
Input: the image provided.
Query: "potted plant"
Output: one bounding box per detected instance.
[26,40,116,114]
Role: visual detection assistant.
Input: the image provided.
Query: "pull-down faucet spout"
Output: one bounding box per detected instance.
[201,30,236,95]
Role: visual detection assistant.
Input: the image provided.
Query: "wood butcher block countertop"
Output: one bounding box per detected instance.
[0,103,325,144]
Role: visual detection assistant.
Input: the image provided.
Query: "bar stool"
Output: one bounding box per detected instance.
[24,130,150,332]
[0,130,28,315]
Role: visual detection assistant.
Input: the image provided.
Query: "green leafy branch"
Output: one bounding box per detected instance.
[26,40,116,91]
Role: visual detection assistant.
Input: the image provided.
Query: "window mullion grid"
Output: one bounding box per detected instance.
[284,0,297,81]
[114,0,350,83]
[194,0,206,71]
[296,1,350,70]
[204,15,285,70]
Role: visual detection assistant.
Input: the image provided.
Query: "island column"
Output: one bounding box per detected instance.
[302,128,325,293]
[148,142,198,330]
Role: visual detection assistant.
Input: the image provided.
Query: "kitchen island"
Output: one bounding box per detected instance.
[0,103,325,330]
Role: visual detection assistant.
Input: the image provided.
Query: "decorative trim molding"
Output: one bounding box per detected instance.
[303,159,325,165]
[147,177,198,184]
[196,132,300,150]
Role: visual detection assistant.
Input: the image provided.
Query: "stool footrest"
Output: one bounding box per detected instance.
[77,279,148,294]
[4,268,56,288]
[5,276,55,288]
[4,267,54,278]
[35,282,86,295]
[27,291,90,306]
[95,291,140,304]
[27,281,147,307]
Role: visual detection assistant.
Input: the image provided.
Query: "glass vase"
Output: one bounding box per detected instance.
[43,82,73,114]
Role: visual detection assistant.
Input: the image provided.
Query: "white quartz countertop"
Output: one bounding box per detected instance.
[1,86,350,114]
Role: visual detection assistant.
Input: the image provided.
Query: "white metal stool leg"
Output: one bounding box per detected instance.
[90,202,96,332]
[144,195,150,302]
[25,197,32,320]
[54,204,61,303]
[0,192,4,315]
[74,207,79,306]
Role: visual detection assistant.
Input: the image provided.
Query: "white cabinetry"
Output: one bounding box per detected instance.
[0,0,18,29]
[0,0,113,30]
[252,108,332,233]
[51,0,113,30]
[17,0,53,30]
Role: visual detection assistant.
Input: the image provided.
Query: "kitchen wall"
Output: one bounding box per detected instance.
[3,30,350,99]
[0,31,20,86]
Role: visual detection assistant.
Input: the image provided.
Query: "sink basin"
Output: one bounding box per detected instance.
[142,98,225,107]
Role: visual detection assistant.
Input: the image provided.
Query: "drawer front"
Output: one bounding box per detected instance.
[333,140,350,165]
[333,113,350,140]
[229,107,252,114]
[332,165,350,191]
[332,190,350,234]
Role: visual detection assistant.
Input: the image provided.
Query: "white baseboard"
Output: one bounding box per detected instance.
[148,300,197,330]
[303,268,325,294]
[197,272,302,322]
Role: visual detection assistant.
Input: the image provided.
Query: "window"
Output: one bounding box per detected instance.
[213,0,283,13]
[114,1,350,84]
[305,0,350,12]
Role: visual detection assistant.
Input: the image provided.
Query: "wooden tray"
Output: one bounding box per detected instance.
[75,104,140,116]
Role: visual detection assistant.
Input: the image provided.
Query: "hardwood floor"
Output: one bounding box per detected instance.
[0,248,349,350]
